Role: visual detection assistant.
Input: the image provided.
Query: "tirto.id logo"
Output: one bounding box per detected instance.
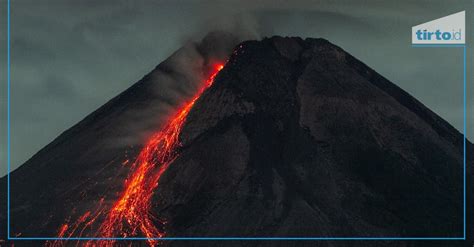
[412,11,465,44]
[415,29,462,41]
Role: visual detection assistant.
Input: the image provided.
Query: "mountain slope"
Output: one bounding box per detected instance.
[153,37,472,246]
[1,36,472,247]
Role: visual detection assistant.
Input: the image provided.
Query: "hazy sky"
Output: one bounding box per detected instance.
[0,0,472,176]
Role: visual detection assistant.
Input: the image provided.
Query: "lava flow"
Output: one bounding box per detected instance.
[47,63,224,247]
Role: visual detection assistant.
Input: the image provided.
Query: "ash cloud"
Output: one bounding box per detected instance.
[103,30,250,149]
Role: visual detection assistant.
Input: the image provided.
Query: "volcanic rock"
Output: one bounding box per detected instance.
[1,36,472,247]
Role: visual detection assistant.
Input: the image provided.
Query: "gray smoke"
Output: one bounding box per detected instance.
[102,30,251,149]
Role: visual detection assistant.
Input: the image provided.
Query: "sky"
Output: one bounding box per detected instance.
[0,0,472,176]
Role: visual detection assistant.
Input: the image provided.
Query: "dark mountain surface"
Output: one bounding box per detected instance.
[1,36,472,247]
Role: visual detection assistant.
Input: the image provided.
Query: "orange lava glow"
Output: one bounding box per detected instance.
[47,63,224,247]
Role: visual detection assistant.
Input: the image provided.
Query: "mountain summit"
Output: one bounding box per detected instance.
[1,36,472,247]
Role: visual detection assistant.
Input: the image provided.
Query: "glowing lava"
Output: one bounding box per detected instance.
[48,63,224,247]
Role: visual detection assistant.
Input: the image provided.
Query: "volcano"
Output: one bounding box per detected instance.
[0,35,472,247]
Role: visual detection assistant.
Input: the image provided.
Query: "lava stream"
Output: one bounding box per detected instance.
[47,63,224,247]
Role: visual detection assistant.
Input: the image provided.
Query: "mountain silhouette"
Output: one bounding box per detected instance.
[1,35,472,247]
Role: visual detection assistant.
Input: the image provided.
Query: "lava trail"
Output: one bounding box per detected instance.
[47,63,224,247]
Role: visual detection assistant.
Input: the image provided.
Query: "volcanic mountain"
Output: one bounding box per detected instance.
[0,35,472,247]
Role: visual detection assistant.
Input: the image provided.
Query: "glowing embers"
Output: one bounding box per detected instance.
[48,63,224,247]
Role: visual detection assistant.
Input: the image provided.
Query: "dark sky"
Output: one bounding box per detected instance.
[0,0,472,175]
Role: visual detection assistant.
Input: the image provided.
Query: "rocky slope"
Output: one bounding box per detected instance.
[1,36,472,247]
[152,37,472,247]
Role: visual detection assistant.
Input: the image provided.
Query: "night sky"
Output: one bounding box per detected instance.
[0,0,472,175]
